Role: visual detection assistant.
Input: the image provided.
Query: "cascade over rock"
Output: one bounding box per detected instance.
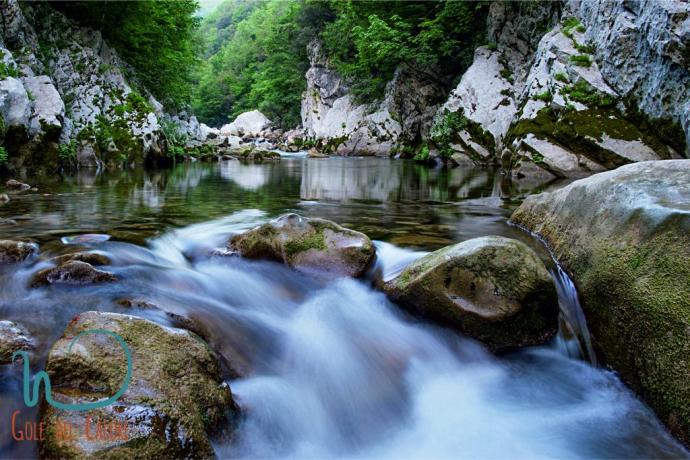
[511,160,690,445]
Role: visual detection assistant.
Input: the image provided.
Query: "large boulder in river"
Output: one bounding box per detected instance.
[221,110,272,137]
[383,236,558,350]
[228,213,375,278]
[40,311,237,459]
[510,160,690,445]
[0,239,38,264]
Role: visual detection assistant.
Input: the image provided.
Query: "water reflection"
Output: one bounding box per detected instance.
[0,158,560,250]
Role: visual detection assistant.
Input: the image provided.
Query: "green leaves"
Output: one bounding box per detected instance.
[51,1,200,108]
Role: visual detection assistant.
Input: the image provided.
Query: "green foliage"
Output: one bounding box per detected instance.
[192,0,317,127]
[554,72,569,83]
[0,146,7,166]
[561,80,616,108]
[413,144,430,162]
[321,1,488,102]
[0,61,21,78]
[193,0,488,126]
[499,67,514,83]
[561,17,583,38]
[162,119,188,150]
[569,54,592,67]
[533,90,553,103]
[58,141,77,167]
[574,42,595,54]
[50,1,200,108]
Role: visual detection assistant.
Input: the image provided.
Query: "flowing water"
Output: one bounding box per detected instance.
[0,158,687,458]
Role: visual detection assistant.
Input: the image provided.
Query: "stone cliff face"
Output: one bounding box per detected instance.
[302,0,689,177]
[576,0,690,152]
[0,0,176,174]
[301,40,446,157]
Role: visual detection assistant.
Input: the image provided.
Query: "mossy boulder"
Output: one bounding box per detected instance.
[30,260,116,287]
[510,160,690,445]
[0,320,34,364]
[383,236,558,350]
[228,213,376,278]
[0,239,38,264]
[40,311,237,459]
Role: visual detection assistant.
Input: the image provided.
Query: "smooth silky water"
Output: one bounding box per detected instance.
[0,157,687,458]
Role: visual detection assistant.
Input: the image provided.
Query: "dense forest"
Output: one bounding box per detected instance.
[51,0,487,129]
[193,0,488,127]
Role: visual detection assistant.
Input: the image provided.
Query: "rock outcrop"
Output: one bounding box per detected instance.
[575,0,690,157]
[505,19,677,178]
[295,0,687,170]
[0,320,34,363]
[228,213,376,278]
[301,40,445,157]
[430,2,686,178]
[0,239,37,263]
[384,236,558,349]
[0,0,169,172]
[220,109,272,137]
[40,311,237,459]
[510,160,690,445]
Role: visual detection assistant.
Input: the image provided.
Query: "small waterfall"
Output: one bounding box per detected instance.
[552,265,598,365]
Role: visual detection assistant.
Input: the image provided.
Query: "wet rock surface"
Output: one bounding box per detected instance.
[0,239,37,264]
[30,260,116,287]
[510,160,690,445]
[40,311,238,459]
[384,236,558,350]
[228,213,376,278]
[0,320,34,363]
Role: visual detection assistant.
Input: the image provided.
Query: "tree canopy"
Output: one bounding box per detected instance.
[192,0,487,128]
[50,0,200,109]
[49,0,488,129]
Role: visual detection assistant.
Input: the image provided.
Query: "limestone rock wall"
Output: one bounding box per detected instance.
[0,0,170,173]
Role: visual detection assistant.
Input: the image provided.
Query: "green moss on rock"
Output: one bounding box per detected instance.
[383,236,559,350]
[40,311,237,459]
[228,213,375,278]
[510,160,690,446]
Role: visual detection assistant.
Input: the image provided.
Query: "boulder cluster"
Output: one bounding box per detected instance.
[1,160,689,453]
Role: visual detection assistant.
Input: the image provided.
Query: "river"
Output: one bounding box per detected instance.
[0,157,687,458]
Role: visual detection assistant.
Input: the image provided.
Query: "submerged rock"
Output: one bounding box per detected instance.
[383,236,558,349]
[0,320,34,363]
[30,260,116,287]
[0,239,38,264]
[510,160,690,445]
[40,311,237,459]
[228,213,376,278]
